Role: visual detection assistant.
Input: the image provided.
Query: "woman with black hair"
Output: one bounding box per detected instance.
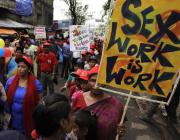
[5,55,42,136]
[32,94,74,140]
[72,66,124,140]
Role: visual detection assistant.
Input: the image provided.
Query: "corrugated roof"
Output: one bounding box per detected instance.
[0,18,34,29]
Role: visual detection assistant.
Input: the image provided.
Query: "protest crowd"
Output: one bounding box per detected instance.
[0,33,127,140]
[0,28,179,140]
[0,0,180,140]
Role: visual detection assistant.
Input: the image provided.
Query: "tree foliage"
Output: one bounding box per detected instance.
[102,0,112,20]
[63,0,88,25]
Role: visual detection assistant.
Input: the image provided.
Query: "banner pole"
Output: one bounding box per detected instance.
[115,91,132,140]
[167,70,180,105]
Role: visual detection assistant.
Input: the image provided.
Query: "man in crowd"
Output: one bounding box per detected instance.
[36,41,58,96]
[61,37,72,79]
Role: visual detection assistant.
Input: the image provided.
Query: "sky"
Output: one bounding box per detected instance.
[53,0,107,20]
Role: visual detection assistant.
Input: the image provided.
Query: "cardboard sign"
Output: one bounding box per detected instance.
[70,25,90,51]
[34,26,46,39]
[97,0,180,98]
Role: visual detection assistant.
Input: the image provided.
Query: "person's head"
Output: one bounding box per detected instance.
[43,41,51,54]
[24,41,29,49]
[15,42,20,48]
[33,94,73,138]
[15,55,33,77]
[15,47,23,59]
[66,37,69,44]
[50,38,55,44]
[85,53,92,62]
[73,110,97,140]
[71,69,89,91]
[88,66,102,95]
[76,78,89,92]
[5,39,10,47]
[57,39,63,46]
[89,56,97,69]
[76,58,85,69]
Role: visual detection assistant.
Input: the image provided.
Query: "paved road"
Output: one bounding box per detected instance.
[55,76,180,140]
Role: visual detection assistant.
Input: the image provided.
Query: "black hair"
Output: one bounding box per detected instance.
[15,47,23,54]
[76,58,85,69]
[89,55,97,62]
[89,73,98,79]
[33,94,71,137]
[74,110,98,140]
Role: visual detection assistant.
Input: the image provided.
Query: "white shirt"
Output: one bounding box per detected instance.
[72,51,81,58]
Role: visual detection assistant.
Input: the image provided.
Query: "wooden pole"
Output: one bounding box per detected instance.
[167,69,180,105]
[115,91,132,140]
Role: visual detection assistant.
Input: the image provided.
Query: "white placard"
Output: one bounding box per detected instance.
[34,26,46,39]
[70,25,90,51]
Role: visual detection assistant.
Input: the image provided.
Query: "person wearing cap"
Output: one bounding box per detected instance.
[5,55,43,136]
[60,58,85,92]
[71,66,124,140]
[68,69,89,101]
[36,42,58,96]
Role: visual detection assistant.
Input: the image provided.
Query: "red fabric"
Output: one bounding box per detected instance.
[90,43,95,49]
[72,92,87,111]
[88,65,99,75]
[31,129,39,139]
[84,96,123,140]
[43,41,51,46]
[68,84,82,99]
[72,69,89,81]
[36,52,58,73]
[37,46,43,54]
[68,85,76,98]
[69,80,76,87]
[7,74,40,136]
[15,56,33,67]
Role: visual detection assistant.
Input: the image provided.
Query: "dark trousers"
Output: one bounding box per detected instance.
[41,72,54,96]
[61,56,70,79]
[72,57,80,71]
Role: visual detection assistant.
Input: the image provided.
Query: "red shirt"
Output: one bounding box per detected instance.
[71,92,87,111]
[36,52,58,73]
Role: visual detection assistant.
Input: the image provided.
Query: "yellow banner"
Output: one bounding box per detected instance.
[97,0,180,98]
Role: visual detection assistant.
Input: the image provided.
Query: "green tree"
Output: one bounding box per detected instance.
[63,0,88,25]
[102,0,112,21]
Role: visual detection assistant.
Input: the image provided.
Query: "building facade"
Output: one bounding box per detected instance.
[0,0,53,27]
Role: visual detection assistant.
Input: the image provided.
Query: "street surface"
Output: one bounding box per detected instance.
[55,75,180,140]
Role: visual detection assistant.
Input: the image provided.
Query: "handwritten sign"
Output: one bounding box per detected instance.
[34,26,46,39]
[70,25,90,51]
[97,0,180,98]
